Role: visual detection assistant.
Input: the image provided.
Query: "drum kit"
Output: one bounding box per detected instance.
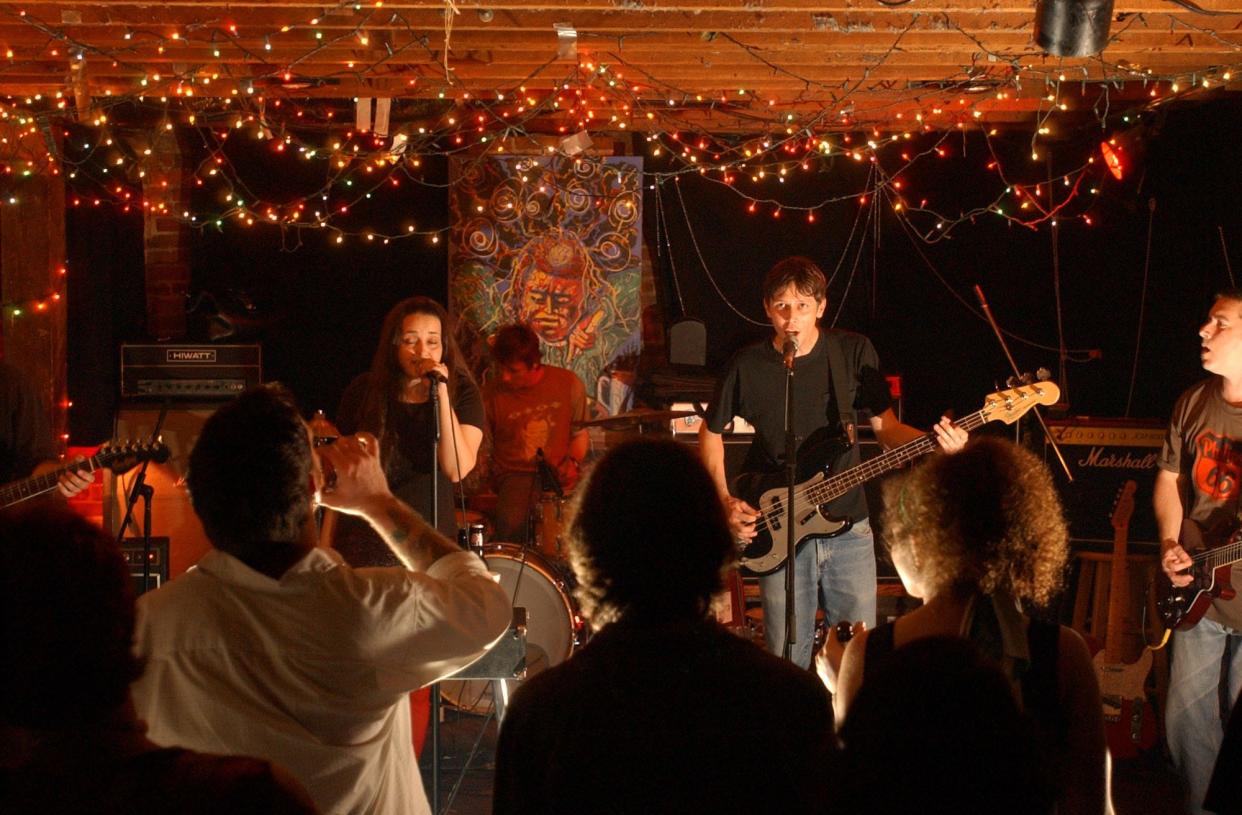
[440,501,582,712]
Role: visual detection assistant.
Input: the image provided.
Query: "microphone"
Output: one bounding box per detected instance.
[424,369,448,385]
[535,447,563,498]
[782,334,799,370]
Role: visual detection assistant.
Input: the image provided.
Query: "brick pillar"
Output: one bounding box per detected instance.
[0,124,68,452]
[142,129,191,340]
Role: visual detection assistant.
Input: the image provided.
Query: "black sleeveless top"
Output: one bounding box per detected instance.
[863,614,1068,804]
[863,617,1063,730]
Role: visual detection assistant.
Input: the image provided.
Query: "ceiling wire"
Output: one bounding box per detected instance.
[1124,198,1157,417]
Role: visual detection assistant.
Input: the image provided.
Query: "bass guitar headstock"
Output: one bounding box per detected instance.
[978,379,1061,426]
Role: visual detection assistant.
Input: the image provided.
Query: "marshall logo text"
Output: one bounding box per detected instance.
[1076,447,1160,470]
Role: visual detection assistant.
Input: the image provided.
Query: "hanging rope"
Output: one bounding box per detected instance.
[1124,198,1157,418]
[671,178,767,326]
[443,0,460,82]
[654,179,687,316]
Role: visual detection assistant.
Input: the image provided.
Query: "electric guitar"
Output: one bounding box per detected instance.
[1091,480,1157,760]
[0,440,170,510]
[731,381,1060,575]
[1155,518,1242,630]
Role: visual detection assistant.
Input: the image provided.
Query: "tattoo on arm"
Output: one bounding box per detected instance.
[379,503,452,569]
[383,506,414,548]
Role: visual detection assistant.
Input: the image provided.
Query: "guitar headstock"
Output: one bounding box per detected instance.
[978,381,1061,425]
[99,439,171,474]
[1111,480,1137,532]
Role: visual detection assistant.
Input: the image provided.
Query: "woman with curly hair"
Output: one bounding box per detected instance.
[830,436,1110,815]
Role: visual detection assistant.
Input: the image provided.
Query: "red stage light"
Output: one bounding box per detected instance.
[1100,139,1125,181]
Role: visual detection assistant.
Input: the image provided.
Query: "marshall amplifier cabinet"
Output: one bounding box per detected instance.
[1044,419,1165,549]
[121,344,261,400]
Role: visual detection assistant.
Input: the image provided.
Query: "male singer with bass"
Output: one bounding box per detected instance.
[699,256,966,667]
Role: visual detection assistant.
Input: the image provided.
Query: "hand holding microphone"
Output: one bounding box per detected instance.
[412,358,449,385]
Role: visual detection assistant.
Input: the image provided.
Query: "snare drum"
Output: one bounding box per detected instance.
[441,543,583,712]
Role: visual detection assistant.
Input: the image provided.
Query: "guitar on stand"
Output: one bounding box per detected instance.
[1091,480,1157,760]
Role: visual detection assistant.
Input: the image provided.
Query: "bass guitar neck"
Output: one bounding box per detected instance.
[733,381,1060,575]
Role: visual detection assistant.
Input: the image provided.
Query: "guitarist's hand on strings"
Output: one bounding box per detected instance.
[1161,541,1194,587]
[32,456,92,499]
[725,495,761,542]
[57,457,93,498]
[931,416,969,453]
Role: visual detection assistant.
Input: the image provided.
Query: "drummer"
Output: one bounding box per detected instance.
[483,323,590,544]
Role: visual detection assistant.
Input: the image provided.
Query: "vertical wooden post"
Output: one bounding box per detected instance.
[0,125,67,452]
[142,128,190,340]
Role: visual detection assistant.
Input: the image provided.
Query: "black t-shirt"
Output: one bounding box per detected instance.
[704,329,891,520]
[335,373,485,565]
[494,618,835,815]
[0,361,57,484]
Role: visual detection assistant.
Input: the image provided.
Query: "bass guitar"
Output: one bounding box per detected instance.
[732,381,1060,575]
[1091,480,1156,760]
[0,440,170,510]
[1155,518,1242,630]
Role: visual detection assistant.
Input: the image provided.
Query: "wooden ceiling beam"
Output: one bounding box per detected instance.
[11,0,1242,14]
[1,29,1238,56]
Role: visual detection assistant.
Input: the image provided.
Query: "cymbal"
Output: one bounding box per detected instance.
[573,408,698,429]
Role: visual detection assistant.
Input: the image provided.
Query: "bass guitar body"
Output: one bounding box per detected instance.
[732,431,853,576]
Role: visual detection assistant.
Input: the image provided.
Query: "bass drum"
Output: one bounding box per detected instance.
[441,543,582,712]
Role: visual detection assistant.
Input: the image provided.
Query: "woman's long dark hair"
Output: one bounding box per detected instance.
[356,296,479,459]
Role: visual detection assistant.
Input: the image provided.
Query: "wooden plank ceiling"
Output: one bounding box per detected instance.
[2,1,1240,136]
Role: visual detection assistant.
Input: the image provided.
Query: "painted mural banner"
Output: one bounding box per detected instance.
[448,154,642,402]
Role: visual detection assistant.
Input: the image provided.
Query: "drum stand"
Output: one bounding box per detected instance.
[429,609,527,814]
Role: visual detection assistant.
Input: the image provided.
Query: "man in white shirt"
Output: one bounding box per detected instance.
[131,385,511,815]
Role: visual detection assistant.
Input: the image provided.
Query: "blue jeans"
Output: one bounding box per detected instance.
[758,520,877,668]
[1167,618,1242,814]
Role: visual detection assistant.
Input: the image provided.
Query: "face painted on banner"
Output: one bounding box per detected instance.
[512,234,591,345]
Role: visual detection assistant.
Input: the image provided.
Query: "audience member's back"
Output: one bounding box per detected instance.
[0,503,316,815]
[492,439,835,814]
[836,636,1051,815]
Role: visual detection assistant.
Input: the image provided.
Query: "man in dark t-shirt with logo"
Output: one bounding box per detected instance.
[1156,288,1242,815]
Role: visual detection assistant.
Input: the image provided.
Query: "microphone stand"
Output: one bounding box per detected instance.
[782,340,798,662]
[115,400,169,594]
[973,285,1072,482]
[426,372,444,815]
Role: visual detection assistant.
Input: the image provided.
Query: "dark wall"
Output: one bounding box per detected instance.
[647,96,1242,430]
[66,96,1242,437]
[66,206,145,443]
